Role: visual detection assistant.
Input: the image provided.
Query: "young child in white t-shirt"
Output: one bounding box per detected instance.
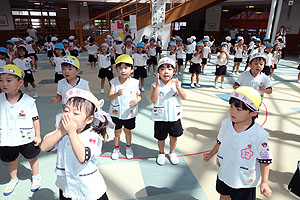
[185,38,194,69]
[84,37,98,68]
[132,42,148,92]
[215,42,230,89]
[50,43,66,83]
[203,86,272,200]
[189,42,203,88]
[50,56,90,106]
[201,38,211,74]
[41,88,114,200]
[0,65,41,196]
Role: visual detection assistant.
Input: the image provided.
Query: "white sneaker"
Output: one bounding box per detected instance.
[153,72,157,75]
[298,80,300,84]
[126,147,134,159]
[214,84,219,89]
[235,72,239,75]
[140,87,145,92]
[31,176,41,192]
[270,77,274,81]
[100,89,105,94]
[169,152,179,165]
[202,72,206,75]
[195,83,201,87]
[111,148,120,160]
[148,72,151,76]
[220,84,224,89]
[3,179,19,196]
[33,92,39,98]
[190,83,195,88]
[175,72,178,76]
[156,154,166,165]
[178,72,182,75]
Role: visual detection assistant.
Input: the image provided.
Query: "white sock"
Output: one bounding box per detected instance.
[32,174,40,180]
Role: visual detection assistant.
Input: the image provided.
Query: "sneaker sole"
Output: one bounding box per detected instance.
[3,182,19,196]
[31,186,40,192]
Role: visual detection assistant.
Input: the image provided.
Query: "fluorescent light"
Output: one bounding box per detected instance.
[34,2,42,5]
[61,7,68,10]
[249,6,255,8]
[222,9,230,12]
[256,12,262,14]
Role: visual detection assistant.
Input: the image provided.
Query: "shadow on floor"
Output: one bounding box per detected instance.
[0,162,32,184]
[29,188,58,200]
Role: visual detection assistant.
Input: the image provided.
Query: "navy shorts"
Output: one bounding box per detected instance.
[154,119,183,140]
[133,66,147,79]
[147,56,157,65]
[216,177,256,200]
[24,69,35,83]
[28,53,38,61]
[55,73,64,83]
[189,63,201,74]
[177,58,184,66]
[0,141,40,162]
[215,65,227,76]
[201,58,207,65]
[186,53,193,61]
[88,54,97,63]
[112,117,136,130]
[262,65,271,76]
[234,58,243,63]
[98,67,114,79]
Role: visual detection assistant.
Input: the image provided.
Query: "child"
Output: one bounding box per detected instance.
[244,36,256,71]
[203,86,272,200]
[62,39,71,56]
[96,43,114,94]
[50,56,90,106]
[132,42,148,92]
[122,38,134,56]
[233,52,272,99]
[0,64,41,195]
[176,38,185,75]
[109,54,142,160]
[157,35,163,59]
[44,36,53,60]
[167,41,178,62]
[151,57,186,165]
[147,37,158,75]
[201,38,211,74]
[84,37,98,68]
[5,40,17,63]
[185,38,194,69]
[41,88,114,200]
[298,55,300,84]
[262,43,274,76]
[225,36,232,53]
[232,37,245,75]
[13,45,39,98]
[271,42,281,80]
[189,42,203,87]
[50,43,66,83]
[0,47,9,67]
[114,37,123,59]
[215,42,230,89]
[25,36,39,72]
[261,37,270,52]
[68,36,78,57]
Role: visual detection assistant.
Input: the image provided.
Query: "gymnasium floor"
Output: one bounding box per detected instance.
[0,52,299,200]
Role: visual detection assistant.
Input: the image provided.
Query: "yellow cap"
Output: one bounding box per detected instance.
[115,54,133,65]
[0,64,25,79]
[62,56,80,69]
[230,86,261,111]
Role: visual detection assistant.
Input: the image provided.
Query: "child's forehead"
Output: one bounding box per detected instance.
[0,73,18,79]
[159,64,174,69]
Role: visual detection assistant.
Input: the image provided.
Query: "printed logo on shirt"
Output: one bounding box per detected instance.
[18,110,26,119]
[241,144,254,160]
[89,138,96,143]
[159,91,164,97]
[112,109,118,115]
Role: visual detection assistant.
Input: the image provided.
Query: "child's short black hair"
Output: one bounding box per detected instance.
[116,41,122,45]
[53,49,66,57]
[89,37,95,43]
[229,97,258,119]
[116,62,133,69]
[17,46,29,58]
[249,57,266,65]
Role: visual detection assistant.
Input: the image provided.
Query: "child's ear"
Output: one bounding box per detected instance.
[86,115,94,124]
[18,79,24,87]
[250,111,259,118]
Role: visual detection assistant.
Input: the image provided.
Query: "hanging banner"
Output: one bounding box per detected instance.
[151,0,165,37]
[110,20,130,40]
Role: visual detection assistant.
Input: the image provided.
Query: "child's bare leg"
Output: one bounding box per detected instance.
[158,140,165,153]
[191,73,195,84]
[215,75,219,83]
[201,64,205,73]
[196,74,200,83]
[270,68,275,77]
[101,78,105,90]
[114,129,122,147]
[8,157,19,180]
[153,65,156,73]
[30,82,37,88]
[141,78,144,88]
[148,65,151,74]
[124,128,132,146]
[221,75,225,83]
[169,136,177,153]
[220,194,231,200]
[27,157,39,176]
[298,72,300,82]
[236,63,240,72]
[232,63,236,73]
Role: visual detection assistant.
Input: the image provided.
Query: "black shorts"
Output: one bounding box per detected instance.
[47,50,53,58]
[55,73,64,83]
[59,190,109,200]
[189,63,201,74]
[147,56,157,65]
[115,53,122,59]
[297,64,300,70]
[247,49,253,55]
[24,69,35,83]
[246,56,250,64]
[98,67,114,79]
[156,46,162,54]
[111,57,115,65]
[216,177,256,200]
[70,50,79,57]
[134,66,147,79]
[177,58,183,66]
[273,64,277,69]
[28,53,38,61]
[88,54,97,63]
[112,117,136,130]
[0,142,40,162]
[262,65,271,76]
[215,65,227,76]
[186,53,193,61]
[234,57,243,63]
[154,119,183,140]
[201,58,207,65]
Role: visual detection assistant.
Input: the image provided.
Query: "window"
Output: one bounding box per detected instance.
[172,22,187,31]
[42,12,48,16]
[49,12,56,16]
[30,11,41,16]
[12,11,29,16]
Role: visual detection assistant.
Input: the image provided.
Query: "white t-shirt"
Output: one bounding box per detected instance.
[0,93,38,146]
[132,53,148,66]
[109,77,139,120]
[185,44,194,54]
[53,56,65,74]
[235,71,271,98]
[57,77,90,105]
[229,29,238,39]
[114,43,123,54]
[44,42,53,51]
[272,52,280,64]
[248,41,255,50]
[44,127,106,200]
[216,52,227,65]
[203,46,211,58]
[148,46,157,56]
[235,46,243,58]
[0,59,7,67]
[97,53,111,68]
[151,79,183,122]
[191,51,201,64]
[167,50,176,61]
[13,57,32,71]
[26,43,35,54]
[217,119,272,189]
[84,44,98,55]
[265,52,273,66]
[176,46,184,59]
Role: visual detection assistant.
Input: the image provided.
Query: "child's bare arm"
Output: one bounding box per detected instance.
[174,79,186,100]
[40,128,65,152]
[108,85,122,101]
[151,74,160,104]
[203,142,220,162]
[260,163,272,198]
[49,57,55,66]
[33,119,41,146]
[50,94,62,104]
